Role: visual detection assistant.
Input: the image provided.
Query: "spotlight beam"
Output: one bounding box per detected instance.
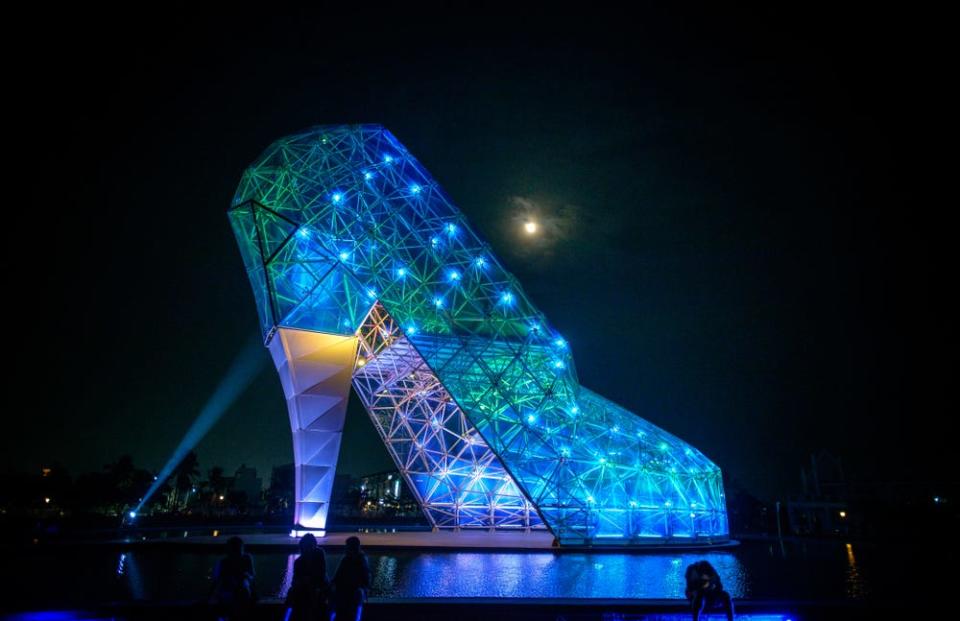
[133,336,266,514]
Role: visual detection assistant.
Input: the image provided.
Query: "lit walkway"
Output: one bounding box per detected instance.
[170,529,556,549]
[143,529,738,551]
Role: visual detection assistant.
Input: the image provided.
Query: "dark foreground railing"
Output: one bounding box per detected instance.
[1,598,912,621]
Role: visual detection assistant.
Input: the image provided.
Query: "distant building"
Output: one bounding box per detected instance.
[358,470,420,518]
[232,464,263,508]
[786,450,850,536]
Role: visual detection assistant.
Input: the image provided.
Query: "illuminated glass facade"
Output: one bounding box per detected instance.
[230,124,728,544]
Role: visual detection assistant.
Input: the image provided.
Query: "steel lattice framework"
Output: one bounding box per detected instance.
[229,124,728,544]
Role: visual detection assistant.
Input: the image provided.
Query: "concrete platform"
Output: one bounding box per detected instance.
[115,529,738,552]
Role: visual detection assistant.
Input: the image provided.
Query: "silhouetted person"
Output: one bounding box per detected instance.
[332,536,370,621]
[210,536,256,620]
[287,533,329,621]
[684,560,733,621]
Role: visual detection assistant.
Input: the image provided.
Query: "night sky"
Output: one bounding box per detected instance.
[10,6,951,499]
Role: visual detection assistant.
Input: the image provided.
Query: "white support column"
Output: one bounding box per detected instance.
[268,327,358,531]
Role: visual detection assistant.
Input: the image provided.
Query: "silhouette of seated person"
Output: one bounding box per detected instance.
[210,536,256,619]
[332,536,370,621]
[287,533,329,621]
[684,559,734,621]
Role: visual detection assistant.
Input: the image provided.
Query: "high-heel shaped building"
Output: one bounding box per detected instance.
[229,125,728,545]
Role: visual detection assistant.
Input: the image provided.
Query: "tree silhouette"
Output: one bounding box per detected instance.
[172,451,200,510]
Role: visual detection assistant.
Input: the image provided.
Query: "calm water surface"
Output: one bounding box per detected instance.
[3,539,939,609]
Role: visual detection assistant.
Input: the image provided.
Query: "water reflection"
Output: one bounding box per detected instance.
[10,540,890,607]
[117,551,146,600]
[356,551,745,599]
[276,553,297,599]
[844,542,868,599]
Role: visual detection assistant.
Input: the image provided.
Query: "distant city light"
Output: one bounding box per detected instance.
[839,511,847,519]
[524,220,538,234]
[219,495,225,501]
[43,497,50,504]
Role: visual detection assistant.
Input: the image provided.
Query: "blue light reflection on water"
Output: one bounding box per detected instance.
[4,539,926,608]
[361,551,748,599]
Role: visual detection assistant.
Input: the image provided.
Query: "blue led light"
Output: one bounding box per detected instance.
[339,251,349,261]
[434,297,444,308]
[474,256,486,267]
[445,222,457,235]
[448,269,461,282]
[431,237,439,247]
[384,154,394,163]
[527,414,537,424]
[397,267,407,278]
[363,171,373,180]
[554,338,567,348]
[553,360,566,369]
[332,192,343,204]
[410,183,422,194]
[367,288,377,299]
[500,291,514,304]
[129,511,137,519]
[406,325,417,335]
[297,227,310,239]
